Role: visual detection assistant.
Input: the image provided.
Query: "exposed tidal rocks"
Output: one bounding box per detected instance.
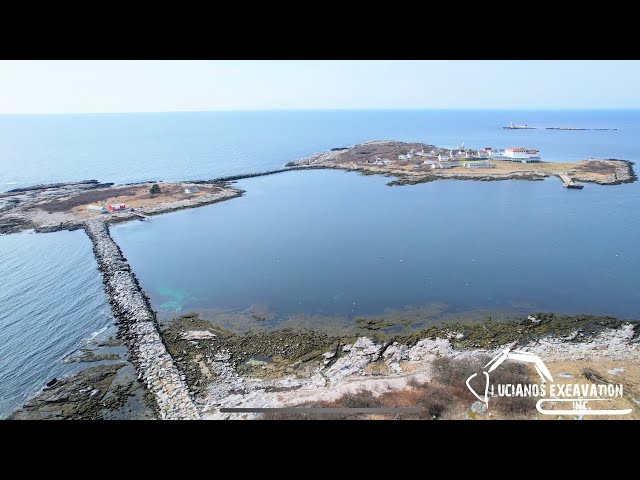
[577,159,637,185]
[84,219,200,419]
[9,362,155,420]
[386,172,547,186]
[162,312,639,419]
[5,180,113,194]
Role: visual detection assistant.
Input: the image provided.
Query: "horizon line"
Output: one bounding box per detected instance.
[2,107,640,116]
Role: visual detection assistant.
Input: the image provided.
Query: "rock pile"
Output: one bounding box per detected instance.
[84,219,200,419]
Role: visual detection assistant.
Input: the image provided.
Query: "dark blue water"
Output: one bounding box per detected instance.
[1,110,639,416]
[0,110,635,191]
[0,230,114,418]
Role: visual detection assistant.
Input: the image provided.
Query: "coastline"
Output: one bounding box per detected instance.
[82,219,200,419]
[1,141,636,237]
[289,141,637,188]
[3,139,639,419]
[15,312,639,420]
[162,312,640,420]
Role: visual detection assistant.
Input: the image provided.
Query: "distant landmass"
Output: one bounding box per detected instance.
[503,122,618,131]
[546,127,618,131]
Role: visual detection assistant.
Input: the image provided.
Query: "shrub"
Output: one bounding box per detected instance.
[149,183,161,194]
[431,356,487,386]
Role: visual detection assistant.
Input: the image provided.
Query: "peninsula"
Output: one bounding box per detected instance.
[0,141,636,236]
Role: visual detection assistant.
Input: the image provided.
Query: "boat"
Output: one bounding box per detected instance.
[503,122,536,130]
[564,183,584,189]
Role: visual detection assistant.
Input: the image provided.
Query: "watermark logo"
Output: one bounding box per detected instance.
[465,342,632,416]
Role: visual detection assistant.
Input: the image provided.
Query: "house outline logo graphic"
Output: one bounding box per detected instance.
[465,342,553,407]
[465,342,632,416]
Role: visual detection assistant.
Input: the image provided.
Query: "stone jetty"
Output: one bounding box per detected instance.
[84,219,200,419]
[189,165,331,184]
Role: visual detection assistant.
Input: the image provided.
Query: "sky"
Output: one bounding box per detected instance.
[1,60,639,114]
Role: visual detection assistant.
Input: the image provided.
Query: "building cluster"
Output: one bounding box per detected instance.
[391,144,541,171]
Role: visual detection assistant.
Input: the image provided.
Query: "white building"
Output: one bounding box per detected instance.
[431,162,453,169]
[87,205,107,214]
[503,147,541,162]
[463,161,496,169]
[184,186,200,194]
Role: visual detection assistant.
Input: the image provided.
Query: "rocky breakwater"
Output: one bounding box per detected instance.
[84,219,200,419]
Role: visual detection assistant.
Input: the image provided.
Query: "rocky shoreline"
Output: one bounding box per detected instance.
[3,141,639,420]
[83,219,200,419]
[386,172,548,186]
[289,141,638,188]
[574,159,637,185]
[9,361,156,420]
[2,144,636,236]
[11,307,640,420]
[158,312,639,419]
[396,160,636,187]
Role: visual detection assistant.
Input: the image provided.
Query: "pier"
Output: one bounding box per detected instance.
[559,173,584,189]
[84,219,200,419]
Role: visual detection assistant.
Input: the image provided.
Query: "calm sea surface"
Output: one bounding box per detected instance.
[0,230,113,418]
[1,110,639,416]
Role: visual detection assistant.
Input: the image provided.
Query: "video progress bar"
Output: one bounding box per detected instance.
[220,407,420,414]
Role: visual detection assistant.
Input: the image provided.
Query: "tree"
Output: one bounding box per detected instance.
[150,183,161,195]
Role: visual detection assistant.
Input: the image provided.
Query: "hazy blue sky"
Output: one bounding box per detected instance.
[1,60,639,114]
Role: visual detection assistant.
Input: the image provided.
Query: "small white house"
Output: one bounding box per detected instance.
[431,162,453,170]
[87,205,107,214]
[184,186,200,194]
[464,161,496,169]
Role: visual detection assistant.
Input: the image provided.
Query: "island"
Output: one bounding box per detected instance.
[546,127,618,131]
[503,123,536,129]
[289,140,636,187]
[1,140,636,236]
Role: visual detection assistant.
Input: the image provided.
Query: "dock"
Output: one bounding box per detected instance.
[559,173,584,189]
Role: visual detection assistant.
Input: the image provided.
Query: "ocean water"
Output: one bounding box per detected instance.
[0,230,114,418]
[0,110,636,191]
[1,110,640,416]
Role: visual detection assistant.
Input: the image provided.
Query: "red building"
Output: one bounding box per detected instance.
[108,204,127,212]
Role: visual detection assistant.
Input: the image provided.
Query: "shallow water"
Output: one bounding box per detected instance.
[0,230,114,418]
